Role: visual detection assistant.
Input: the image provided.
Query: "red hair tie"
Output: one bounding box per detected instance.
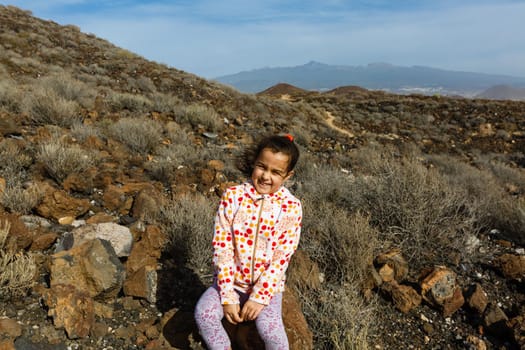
[284,134,294,142]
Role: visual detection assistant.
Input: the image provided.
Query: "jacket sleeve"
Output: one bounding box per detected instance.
[249,199,302,305]
[212,188,240,305]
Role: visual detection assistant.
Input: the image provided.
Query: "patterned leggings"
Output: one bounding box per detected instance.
[194,284,289,350]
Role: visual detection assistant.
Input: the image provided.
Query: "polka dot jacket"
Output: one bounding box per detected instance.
[212,181,302,306]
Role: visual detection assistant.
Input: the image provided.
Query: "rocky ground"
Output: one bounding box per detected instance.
[1,5,524,350]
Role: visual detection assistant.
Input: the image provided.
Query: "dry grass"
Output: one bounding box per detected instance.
[0,79,22,113]
[157,194,215,279]
[428,153,525,245]
[176,104,224,132]
[0,138,33,186]
[22,85,81,127]
[1,184,42,214]
[38,72,95,109]
[108,116,163,155]
[294,283,375,350]
[0,220,37,300]
[107,92,153,113]
[38,140,97,183]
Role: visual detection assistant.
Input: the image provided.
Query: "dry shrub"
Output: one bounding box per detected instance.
[1,184,42,214]
[38,140,97,183]
[295,284,375,350]
[38,72,95,108]
[0,79,21,113]
[300,201,378,285]
[0,220,37,300]
[70,121,101,142]
[348,147,475,268]
[107,91,153,113]
[428,154,525,246]
[22,86,81,127]
[150,92,183,113]
[0,139,33,186]
[108,116,163,155]
[158,194,215,279]
[293,159,379,349]
[177,104,224,132]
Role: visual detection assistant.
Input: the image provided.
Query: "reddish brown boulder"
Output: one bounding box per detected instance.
[464,283,488,314]
[30,232,58,251]
[42,284,95,339]
[419,266,464,316]
[224,290,313,350]
[123,265,158,303]
[131,188,163,221]
[374,248,409,282]
[0,318,22,338]
[0,213,33,250]
[388,281,422,313]
[36,184,90,222]
[494,254,525,280]
[50,239,125,301]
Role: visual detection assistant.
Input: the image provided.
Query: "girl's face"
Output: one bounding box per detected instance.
[251,148,293,195]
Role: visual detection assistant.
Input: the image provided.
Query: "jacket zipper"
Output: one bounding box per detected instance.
[251,197,265,284]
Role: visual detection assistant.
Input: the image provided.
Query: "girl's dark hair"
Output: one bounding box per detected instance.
[238,134,300,177]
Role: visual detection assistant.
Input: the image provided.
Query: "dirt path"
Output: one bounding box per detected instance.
[324,111,355,137]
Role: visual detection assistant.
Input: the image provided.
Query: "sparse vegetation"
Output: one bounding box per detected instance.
[158,194,215,278]
[22,85,81,127]
[108,116,163,155]
[38,140,97,182]
[1,4,524,349]
[0,220,37,300]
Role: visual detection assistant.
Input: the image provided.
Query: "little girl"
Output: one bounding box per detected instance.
[194,134,302,350]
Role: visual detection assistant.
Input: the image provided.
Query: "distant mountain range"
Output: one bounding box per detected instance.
[214,61,525,99]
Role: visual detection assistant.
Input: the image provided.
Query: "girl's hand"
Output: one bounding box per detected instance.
[240,300,265,321]
[223,304,242,325]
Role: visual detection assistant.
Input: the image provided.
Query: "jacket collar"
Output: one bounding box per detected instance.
[244,181,287,202]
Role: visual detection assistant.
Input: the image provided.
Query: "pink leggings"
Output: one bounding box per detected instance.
[194,284,289,350]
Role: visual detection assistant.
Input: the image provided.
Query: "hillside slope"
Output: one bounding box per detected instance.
[0,5,524,350]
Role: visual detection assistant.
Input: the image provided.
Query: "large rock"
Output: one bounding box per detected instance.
[0,213,33,250]
[42,284,95,339]
[387,281,422,314]
[483,303,512,339]
[374,248,408,283]
[223,290,313,350]
[419,266,464,316]
[125,225,167,274]
[50,238,125,301]
[494,253,525,280]
[464,283,488,314]
[123,265,158,303]
[36,184,90,222]
[62,222,133,257]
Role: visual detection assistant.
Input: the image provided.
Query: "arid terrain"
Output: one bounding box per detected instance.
[0,5,524,350]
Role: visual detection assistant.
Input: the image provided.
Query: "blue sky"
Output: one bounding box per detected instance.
[5,0,525,79]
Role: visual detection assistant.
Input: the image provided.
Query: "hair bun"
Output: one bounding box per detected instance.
[284,134,294,142]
